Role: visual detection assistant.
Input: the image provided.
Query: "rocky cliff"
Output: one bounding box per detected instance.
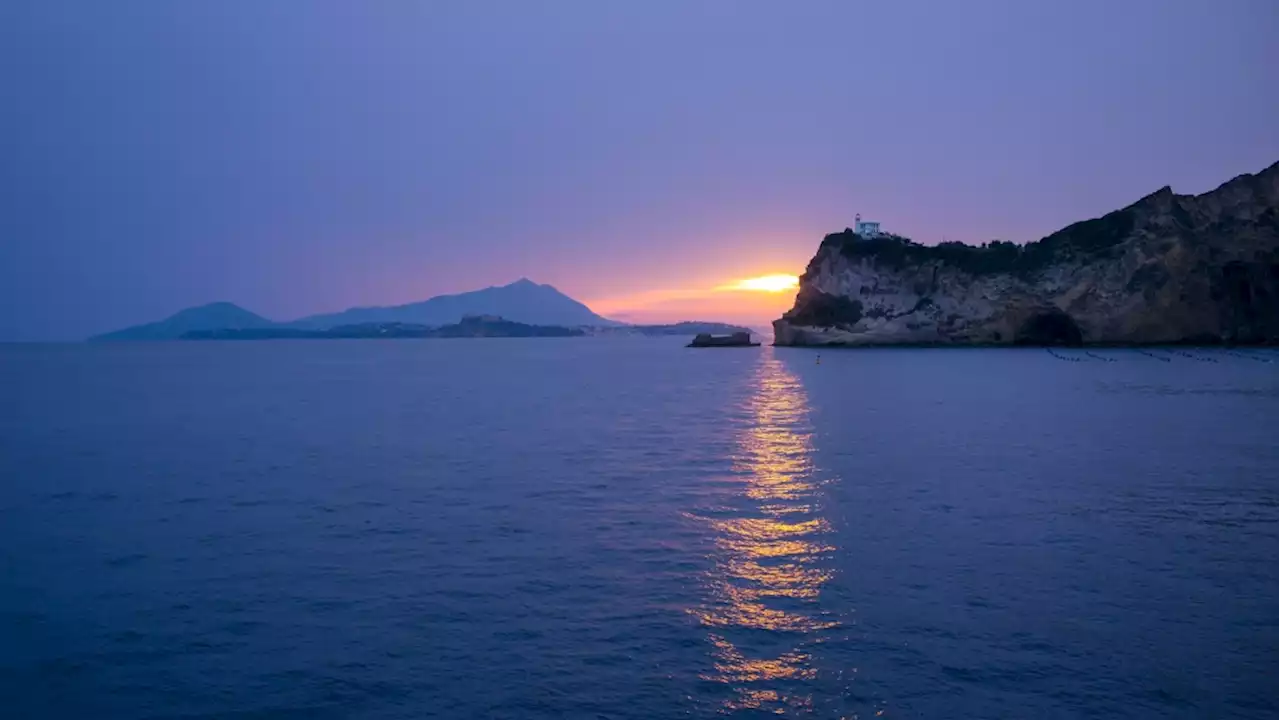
[775,163,1278,346]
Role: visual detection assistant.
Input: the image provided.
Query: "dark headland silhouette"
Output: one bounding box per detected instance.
[91,279,749,341]
[776,161,1279,347]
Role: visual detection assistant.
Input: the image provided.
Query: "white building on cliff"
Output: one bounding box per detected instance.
[854,213,882,237]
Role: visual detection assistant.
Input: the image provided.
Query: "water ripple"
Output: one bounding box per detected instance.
[689,350,840,714]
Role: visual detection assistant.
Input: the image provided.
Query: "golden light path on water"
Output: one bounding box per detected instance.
[690,349,837,714]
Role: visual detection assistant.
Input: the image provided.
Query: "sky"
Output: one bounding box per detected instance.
[0,1,1275,340]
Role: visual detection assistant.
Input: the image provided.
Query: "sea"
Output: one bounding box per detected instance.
[0,339,1275,719]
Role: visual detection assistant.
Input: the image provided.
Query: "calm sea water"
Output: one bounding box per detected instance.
[0,340,1275,719]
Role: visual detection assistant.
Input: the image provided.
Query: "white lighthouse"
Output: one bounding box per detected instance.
[854,213,882,238]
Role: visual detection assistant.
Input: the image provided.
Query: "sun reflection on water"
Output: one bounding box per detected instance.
[690,349,835,714]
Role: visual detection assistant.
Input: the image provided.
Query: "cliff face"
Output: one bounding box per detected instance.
[775,163,1278,346]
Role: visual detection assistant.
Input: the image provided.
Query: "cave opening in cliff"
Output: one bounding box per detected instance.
[1014,311,1084,346]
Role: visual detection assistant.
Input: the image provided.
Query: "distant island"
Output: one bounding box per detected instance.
[183,315,585,340]
[91,301,275,342]
[285,278,619,330]
[775,161,1278,347]
[90,279,749,342]
[585,321,752,337]
[90,278,615,341]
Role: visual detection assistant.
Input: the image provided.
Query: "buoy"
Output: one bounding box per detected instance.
[815,354,821,365]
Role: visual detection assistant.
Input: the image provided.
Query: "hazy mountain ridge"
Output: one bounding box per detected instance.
[287,278,620,329]
[90,302,275,341]
[183,316,585,340]
[775,162,1279,346]
[92,279,618,340]
[91,280,739,340]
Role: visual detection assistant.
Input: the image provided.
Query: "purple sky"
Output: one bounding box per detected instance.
[1,1,1275,339]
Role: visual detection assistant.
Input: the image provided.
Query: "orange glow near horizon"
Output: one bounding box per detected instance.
[716,274,800,293]
[585,273,800,325]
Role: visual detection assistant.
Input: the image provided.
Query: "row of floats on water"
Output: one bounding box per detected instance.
[1043,347,1274,363]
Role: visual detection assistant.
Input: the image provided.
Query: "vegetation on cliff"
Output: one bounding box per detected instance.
[783,289,864,328]
[814,202,1138,280]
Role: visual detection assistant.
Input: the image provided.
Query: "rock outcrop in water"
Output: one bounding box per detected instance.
[774,162,1278,346]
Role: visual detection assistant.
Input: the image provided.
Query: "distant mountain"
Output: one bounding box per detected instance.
[90,281,751,341]
[182,316,585,340]
[90,302,274,341]
[290,279,621,329]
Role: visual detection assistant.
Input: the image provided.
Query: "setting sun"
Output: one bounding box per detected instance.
[585,272,802,325]
[719,274,800,293]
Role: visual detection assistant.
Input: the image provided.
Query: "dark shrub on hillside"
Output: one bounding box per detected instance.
[785,289,863,328]
[820,208,1138,279]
